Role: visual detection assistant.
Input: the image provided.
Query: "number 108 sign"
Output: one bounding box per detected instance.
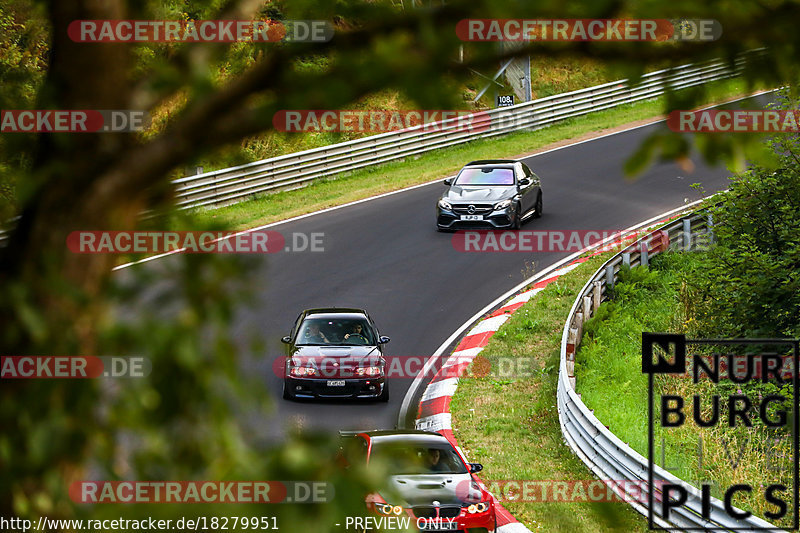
[496,95,515,107]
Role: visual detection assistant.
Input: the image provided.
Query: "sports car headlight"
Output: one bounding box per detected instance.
[493,199,512,210]
[356,366,383,377]
[289,365,318,377]
[438,198,452,210]
[466,501,491,514]
[374,502,403,516]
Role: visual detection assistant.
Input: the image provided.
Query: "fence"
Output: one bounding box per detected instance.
[557,211,782,530]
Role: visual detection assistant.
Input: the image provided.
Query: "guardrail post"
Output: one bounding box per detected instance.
[566,327,578,362]
[593,281,602,309]
[566,358,575,389]
[707,214,715,245]
[640,242,649,267]
[605,265,614,288]
[683,218,692,251]
[583,296,592,323]
[574,314,583,341]
[622,252,630,268]
[568,324,578,389]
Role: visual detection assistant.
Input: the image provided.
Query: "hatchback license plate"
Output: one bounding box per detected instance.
[460,214,483,221]
[327,380,345,386]
[418,520,458,531]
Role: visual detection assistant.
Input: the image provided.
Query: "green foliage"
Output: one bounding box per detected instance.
[4,0,800,529]
[578,255,794,524]
[0,0,49,221]
[678,94,800,338]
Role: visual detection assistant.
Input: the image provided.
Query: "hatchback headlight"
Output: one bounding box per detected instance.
[438,198,452,210]
[493,199,512,210]
[374,502,404,515]
[466,501,491,513]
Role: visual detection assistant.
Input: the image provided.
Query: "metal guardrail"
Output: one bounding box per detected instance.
[556,212,782,531]
[172,56,749,210]
[0,55,752,244]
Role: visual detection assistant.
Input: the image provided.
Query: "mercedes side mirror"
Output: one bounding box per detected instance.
[379,336,391,344]
[443,178,453,186]
[469,463,483,473]
[281,336,291,344]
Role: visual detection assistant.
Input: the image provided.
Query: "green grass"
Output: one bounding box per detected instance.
[183,78,760,231]
[450,253,649,533]
[188,58,615,170]
[576,263,679,459]
[577,253,794,528]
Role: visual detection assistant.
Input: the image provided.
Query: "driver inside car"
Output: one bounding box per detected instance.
[343,323,366,341]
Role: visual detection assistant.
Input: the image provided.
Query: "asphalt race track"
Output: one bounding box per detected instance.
[122,95,769,444]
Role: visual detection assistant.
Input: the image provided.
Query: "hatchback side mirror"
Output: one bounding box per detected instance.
[469,463,483,473]
[281,336,291,344]
[518,177,531,187]
[379,336,391,344]
[443,178,453,186]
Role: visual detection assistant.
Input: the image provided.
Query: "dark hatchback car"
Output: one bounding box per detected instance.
[436,159,542,231]
[340,430,497,533]
[281,308,390,401]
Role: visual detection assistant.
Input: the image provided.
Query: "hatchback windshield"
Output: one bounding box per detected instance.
[369,443,468,475]
[454,167,515,186]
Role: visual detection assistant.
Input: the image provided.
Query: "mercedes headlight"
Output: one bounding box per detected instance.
[493,199,512,210]
[438,198,452,210]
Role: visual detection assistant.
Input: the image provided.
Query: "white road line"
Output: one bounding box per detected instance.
[498,522,534,533]
[415,413,452,432]
[441,348,483,369]
[503,288,541,307]
[467,314,511,336]
[420,377,459,402]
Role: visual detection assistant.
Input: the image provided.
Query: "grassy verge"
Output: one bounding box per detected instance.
[449,252,649,533]
[183,78,762,231]
[577,252,794,527]
[181,57,615,171]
